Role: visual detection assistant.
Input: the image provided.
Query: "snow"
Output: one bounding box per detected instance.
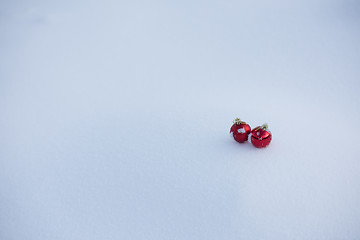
[1,0,360,239]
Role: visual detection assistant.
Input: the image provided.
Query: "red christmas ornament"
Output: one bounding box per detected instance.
[230,118,251,143]
[251,123,272,148]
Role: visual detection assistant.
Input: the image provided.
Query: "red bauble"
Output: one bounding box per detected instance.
[251,124,272,148]
[230,118,251,143]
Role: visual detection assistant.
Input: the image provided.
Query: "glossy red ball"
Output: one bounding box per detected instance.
[251,124,272,148]
[230,118,251,143]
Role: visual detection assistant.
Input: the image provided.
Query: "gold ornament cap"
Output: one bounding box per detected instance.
[233,118,246,125]
[261,123,268,130]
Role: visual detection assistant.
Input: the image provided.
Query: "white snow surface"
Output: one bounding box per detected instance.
[1,0,360,239]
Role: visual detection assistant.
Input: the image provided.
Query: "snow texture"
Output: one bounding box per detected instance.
[1,0,360,239]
